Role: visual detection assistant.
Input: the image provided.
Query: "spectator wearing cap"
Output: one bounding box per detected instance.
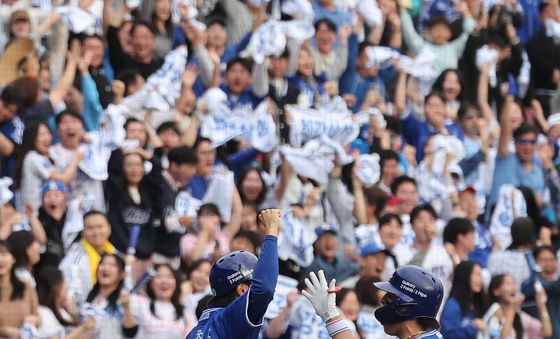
[37,181,70,269]
[341,242,390,288]
[488,217,537,289]
[458,187,495,268]
[8,9,32,42]
[59,210,115,306]
[301,225,359,284]
[490,96,545,206]
[522,245,560,338]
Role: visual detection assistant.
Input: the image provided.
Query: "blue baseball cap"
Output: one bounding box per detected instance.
[360,243,390,257]
[314,224,338,238]
[41,181,66,198]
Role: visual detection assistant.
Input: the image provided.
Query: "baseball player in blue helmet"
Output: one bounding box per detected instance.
[186,209,280,339]
[301,265,445,339]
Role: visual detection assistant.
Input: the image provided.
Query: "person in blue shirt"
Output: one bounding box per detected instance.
[302,265,446,339]
[441,261,487,339]
[489,95,545,205]
[0,84,24,179]
[220,57,268,110]
[401,90,464,163]
[186,208,280,339]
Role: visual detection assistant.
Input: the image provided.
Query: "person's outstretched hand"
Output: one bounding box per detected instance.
[302,270,339,321]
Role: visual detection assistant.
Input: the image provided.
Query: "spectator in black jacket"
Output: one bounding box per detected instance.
[527,1,560,117]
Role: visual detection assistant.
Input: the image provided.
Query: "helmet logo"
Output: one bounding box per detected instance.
[227,267,254,284]
[400,279,427,298]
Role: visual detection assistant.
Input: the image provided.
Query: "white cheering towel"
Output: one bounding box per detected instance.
[365,46,401,69]
[355,154,381,188]
[203,169,234,223]
[490,185,527,251]
[0,177,13,204]
[145,47,189,112]
[475,45,499,87]
[199,100,278,152]
[277,208,317,267]
[78,132,111,181]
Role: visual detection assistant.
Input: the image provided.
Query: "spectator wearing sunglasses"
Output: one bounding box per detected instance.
[489,95,545,206]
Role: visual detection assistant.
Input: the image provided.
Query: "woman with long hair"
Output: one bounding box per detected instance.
[35,267,96,338]
[150,0,174,58]
[106,151,159,278]
[7,230,41,287]
[0,240,39,337]
[441,261,487,338]
[432,68,465,121]
[14,121,82,211]
[486,274,552,339]
[133,264,194,338]
[83,253,138,338]
[237,167,268,208]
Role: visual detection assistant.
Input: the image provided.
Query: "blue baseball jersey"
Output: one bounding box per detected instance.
[417,329,444,338]
[186,293,262,339]
[186,235,278,339]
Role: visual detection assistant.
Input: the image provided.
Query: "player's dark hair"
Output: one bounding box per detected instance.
[208,289,238,308]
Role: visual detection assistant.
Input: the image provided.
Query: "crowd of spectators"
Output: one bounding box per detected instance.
[1,0,560,337]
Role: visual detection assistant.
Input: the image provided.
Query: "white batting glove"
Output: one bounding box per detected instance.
[301,270,339,321]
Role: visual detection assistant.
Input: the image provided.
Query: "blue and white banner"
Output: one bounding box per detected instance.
[476,45,499,87]
[203,169,234,223]
[241,19,315,64]
[78,132,112,181]
[175,191,202,217]
[355,154,381,188]
[277,208,317,267]
[145,47,189,112]
[287,97,360,147]
[490,185,527,251]
[280,135,351,185]
[199,100,278,152]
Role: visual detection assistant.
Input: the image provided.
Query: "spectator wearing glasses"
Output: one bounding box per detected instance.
[490,95,545,206]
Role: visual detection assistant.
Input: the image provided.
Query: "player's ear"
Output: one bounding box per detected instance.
[236,283,249,296]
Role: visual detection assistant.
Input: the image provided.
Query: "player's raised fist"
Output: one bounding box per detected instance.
[258,209,281,236]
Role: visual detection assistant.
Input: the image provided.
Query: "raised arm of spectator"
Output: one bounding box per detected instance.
[37,11,61,35]
[266,291,297,339]
[399,8,425,53]
[0,133,14,157]
[25,205,46,245]
[498,94,514,156]
[188,25,215,87]
[352,174,368,225]
[252,58,269,98]
[49,41,80,109]
[79,51,103,132]
[449,1,475,54]
[275,154,294,202]
[477,64,494,124]
[224,186,243,238]
[103,0,128,31]
[394,71,408,115]
[327,163,355,244]
[330,25,351,81]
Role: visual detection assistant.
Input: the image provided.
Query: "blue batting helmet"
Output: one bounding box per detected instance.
[209,250,258,297]
[373,265,444,325]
